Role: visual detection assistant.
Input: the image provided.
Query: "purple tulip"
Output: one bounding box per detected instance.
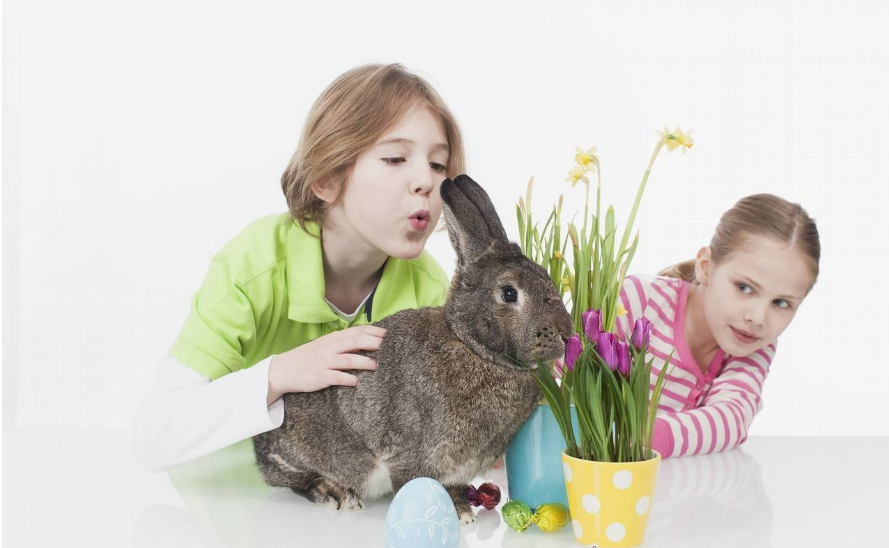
[631,317,652,350]
[582,309,603,342]
[565,334,583,371]
[617,341,631,377]
[596,332,619,371]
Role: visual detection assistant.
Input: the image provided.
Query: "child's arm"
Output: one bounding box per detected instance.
[132,354,284,473]
[651,344,775,458]
[134,323,386,473]
[131,254,281,472]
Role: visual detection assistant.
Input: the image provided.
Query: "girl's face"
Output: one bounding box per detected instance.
[318,105,450,260]
[695,235,815,357]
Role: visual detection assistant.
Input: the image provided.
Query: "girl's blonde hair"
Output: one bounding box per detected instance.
[658,194,821,295]
[281,63,466,234]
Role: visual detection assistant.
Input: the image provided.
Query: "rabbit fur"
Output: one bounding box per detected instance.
[252,174,574,522]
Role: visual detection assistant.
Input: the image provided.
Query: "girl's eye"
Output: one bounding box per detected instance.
[738,283,792,309]
[383,158,448,173]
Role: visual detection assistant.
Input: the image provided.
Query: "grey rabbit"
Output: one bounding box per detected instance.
[252,174,574,523]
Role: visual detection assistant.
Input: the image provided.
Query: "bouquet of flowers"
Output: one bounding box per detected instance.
[516,127,694,462]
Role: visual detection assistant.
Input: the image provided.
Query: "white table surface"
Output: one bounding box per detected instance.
[3,429,887,547]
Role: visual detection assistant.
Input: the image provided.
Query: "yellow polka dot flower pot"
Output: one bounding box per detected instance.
[562,450,661,547]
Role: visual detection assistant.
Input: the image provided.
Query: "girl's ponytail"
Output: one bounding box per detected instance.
[657,259,697,284]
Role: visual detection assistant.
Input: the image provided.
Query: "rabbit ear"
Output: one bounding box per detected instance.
[440,174,509,267]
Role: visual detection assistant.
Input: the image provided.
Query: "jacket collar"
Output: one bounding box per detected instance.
[286,219,418,324]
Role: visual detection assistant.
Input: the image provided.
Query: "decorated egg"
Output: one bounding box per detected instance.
[384,477,460,548]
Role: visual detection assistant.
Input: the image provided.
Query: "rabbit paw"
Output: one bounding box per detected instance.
[459,509,476,524]
[445,485,476,524]
[340,492,365,510]
[307,479,364,510]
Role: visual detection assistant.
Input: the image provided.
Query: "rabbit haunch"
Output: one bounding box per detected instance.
[252,174,574,521]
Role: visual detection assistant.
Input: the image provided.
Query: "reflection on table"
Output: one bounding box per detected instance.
[133,437,774,548]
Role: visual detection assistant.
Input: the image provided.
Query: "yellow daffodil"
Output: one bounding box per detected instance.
[574,146,599,173]
[617,303,627,316]
[565,165,589,187]
[656,126,694,154]
[553,251,563,260]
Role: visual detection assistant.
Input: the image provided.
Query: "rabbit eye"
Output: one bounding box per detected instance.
[502,286,518,303]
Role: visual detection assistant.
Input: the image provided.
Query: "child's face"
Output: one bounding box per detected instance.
[696,235,815,357]
[325,105,450,260]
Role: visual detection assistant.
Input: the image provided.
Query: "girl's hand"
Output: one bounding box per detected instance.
[266,325,386,405]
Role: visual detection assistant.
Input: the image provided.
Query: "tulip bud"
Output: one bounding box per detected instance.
[565,335,582,371]
[617,341,631,377]
[582,309,603,342]
[596,332,619,371]
[631,317,652,350]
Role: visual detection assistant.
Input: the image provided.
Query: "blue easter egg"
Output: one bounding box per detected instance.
[384,477,460,548]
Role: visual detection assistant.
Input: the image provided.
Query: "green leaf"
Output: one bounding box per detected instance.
[525,176,534,217]
[605,206,615,244]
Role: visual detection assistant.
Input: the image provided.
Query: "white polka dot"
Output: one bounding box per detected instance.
[606,522,627,542]
[613,470,633,490]
[563,462,573,482]
[572,519,583,539]
[635,495,650,515]
[581,494,600,514]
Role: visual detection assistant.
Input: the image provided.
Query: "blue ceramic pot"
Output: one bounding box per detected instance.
[505,403,580,509]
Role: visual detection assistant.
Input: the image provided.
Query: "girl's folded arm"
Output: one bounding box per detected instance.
[132,354,284,473]
[652,343,775,458]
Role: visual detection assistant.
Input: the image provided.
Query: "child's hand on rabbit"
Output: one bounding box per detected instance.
[266,325,386,404]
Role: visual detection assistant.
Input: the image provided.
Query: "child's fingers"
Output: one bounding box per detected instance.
[355,325,388,337]
[340,325,388,341]
[332,354,378,371]
[327,370,359,388]
[335,332,387,353]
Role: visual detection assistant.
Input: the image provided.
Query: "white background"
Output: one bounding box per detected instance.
[3,0,888,438]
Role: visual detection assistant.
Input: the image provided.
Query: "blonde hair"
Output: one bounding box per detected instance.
[658,194,821,295]
[281,63,466,234]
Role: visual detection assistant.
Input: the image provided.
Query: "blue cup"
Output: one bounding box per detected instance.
[505,403,580,509]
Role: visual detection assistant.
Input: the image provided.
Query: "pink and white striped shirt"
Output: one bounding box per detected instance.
[613,274,776,459]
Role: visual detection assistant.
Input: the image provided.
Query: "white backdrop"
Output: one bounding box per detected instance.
[3,0,888,435]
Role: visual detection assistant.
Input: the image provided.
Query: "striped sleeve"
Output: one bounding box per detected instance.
[654,343,775,458]
[614,275,651,343]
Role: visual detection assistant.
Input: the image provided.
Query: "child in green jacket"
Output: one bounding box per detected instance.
[134,63,466,472]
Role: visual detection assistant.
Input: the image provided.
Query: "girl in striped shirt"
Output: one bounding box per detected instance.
[614,193,821,459]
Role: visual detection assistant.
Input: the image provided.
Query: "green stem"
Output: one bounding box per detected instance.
[617,142,662,259]
[592,165,601,313]
[582,180,590,244]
